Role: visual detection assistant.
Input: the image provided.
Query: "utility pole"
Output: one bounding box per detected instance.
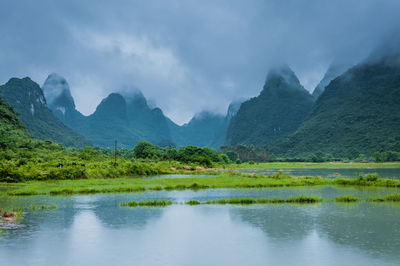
[114,140,118,166]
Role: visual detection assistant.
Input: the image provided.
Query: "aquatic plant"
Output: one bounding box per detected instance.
[186,200,201,205]
[335,195,359,202]
[369,194,400,202]
[138,200,172,207]
[286,195,323,203]
[120,201,138,207]
[121,200,172,207]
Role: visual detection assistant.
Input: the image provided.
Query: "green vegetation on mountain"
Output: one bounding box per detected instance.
[272,55,400,157]
[42,74,172,148]
[0,77,90,147]
[226,65,314,146]
[168,111,228,148]
[312,61,351,99]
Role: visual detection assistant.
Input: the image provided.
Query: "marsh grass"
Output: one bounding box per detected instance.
[186,200,201,205]
[204,196,322,205]
[368,194,400,202]
[335,195,360,202]
[285,195,323,203]
[30,204,57,210]
[120,200,172,207]
[4,172,400,197]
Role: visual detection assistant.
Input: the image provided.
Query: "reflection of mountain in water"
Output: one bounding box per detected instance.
[91,195,164,229]
[316,203,400,260]
[231,203,400,261]
[229,205,316,241]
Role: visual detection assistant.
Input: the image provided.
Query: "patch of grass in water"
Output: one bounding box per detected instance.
[369,194,400,202]
[121,200,172,207]
[7,189,42,196]
[138,200,172,207]
[335,195,359,203]
[31,204,57,210]
[204,196,322,205]
[285,195,323,203]
[120,201,138,207]
[186,200,201,205]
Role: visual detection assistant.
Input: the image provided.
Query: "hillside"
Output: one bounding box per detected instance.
[272,55,400,157]
[312,61,351,99]
[0,77,91,147]
[168,111,228,148]
[42,74,174,148]
[226,65,314,146]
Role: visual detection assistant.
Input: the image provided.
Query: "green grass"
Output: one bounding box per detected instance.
[335,195,360,202]
[30,204,57,210]
[286,195,323,203]
[186,200,201,205]
[2,172,400,197]
[368,194,400,202]
[204,196,322,205]
[227,162,400,169]
[120,200,172,207]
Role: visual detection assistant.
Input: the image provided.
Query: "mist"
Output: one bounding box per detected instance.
[1,0,400,124]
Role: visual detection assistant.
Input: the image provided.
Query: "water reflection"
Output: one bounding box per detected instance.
[1,191,400,266]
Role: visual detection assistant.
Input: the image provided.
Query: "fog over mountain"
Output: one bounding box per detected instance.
[1,0,400,124]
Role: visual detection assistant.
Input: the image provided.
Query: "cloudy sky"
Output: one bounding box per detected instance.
[1,0,400,124]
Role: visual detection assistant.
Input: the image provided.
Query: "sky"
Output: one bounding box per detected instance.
[1,0,400,124]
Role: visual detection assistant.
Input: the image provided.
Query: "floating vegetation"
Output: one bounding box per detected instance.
[335,195,360,202]
[120,200,172,207]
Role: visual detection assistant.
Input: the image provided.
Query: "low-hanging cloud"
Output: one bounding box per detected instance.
[1,0,400,124]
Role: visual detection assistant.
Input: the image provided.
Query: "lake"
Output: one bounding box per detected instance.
[1,187,400,266]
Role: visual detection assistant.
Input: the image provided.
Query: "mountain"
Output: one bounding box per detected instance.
[272,53,400,157]
[0,90,31,151]
[168,111,228,148]
[0,77,91,147]
[125,92,172,146]
[225,65,314,146]
[312,61,351,99]
[42,73,85,128]
[42,74,173,148]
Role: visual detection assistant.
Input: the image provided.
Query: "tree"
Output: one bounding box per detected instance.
[133,142,160,159]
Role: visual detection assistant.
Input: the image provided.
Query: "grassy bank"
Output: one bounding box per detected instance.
[226,162,400,169]
[2,172,400,196]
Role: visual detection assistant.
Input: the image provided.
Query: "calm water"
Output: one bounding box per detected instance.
[1,187,400,266]
[234,168,400,179]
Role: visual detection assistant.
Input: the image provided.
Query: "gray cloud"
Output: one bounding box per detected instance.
[1,0,400,124]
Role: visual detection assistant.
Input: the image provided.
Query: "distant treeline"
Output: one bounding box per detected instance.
[220,145,400,163]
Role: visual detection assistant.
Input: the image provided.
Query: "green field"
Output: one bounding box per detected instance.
[2,171,400,196]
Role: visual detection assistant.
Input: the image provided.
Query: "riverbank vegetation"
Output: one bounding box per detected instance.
[2,172,400,197]
[120,200,172,207]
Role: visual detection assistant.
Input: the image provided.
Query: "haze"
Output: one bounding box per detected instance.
[1,0,399,124]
